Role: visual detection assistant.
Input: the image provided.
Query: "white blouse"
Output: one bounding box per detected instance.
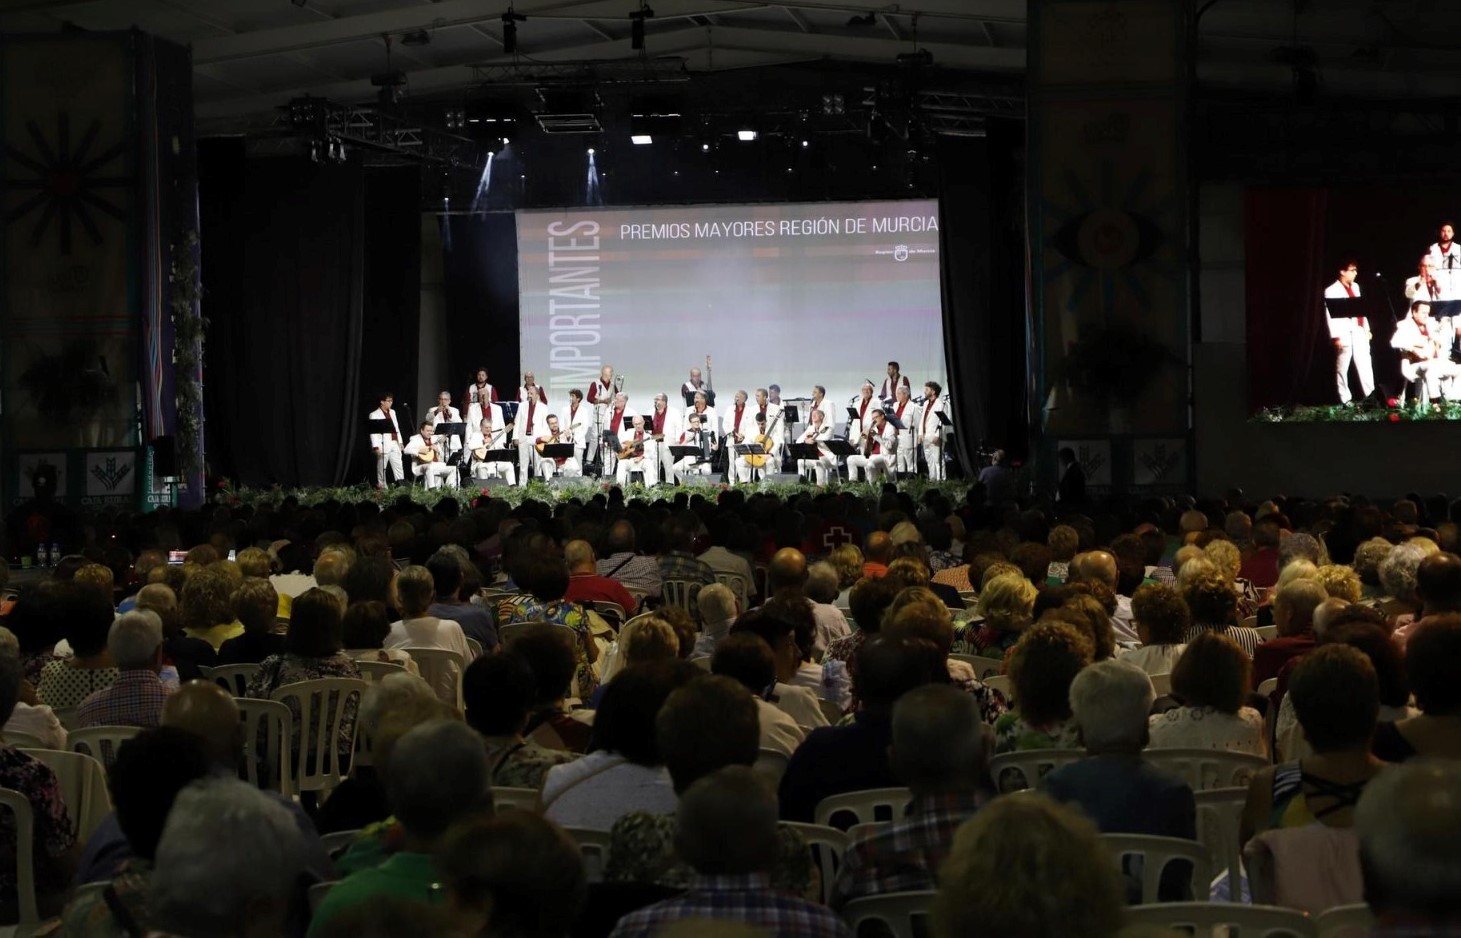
[1147,705,1265,757]
[1119,643,1186,676]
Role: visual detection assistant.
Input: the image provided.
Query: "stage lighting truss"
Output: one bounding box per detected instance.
[277,96,485,172]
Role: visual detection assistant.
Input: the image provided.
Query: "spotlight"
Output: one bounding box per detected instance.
[737,129,757,142]
[821,93,845,116]
[631,134,653,145]
[801,138,809,148]
[587,147,596,155]
[701,142,711,152]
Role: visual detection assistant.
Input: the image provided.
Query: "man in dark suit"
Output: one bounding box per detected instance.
[1056,446,1086,507]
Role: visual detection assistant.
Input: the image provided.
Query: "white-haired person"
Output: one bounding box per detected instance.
[76,610,175,729]
[1355,761,1461,931]
[692,583,738,661]
[0,627,65,750]
[968,572,1037,660]
[1041,659,1196,900]
[148,778,311,938]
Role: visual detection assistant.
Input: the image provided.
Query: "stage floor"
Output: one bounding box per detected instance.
[218,476,973,509]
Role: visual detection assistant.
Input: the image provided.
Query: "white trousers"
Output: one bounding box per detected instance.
[414,462,457,490]
[673,457,712,483]
[537,457,583,480]
[798,456,838,485]
[517,439,537,484]
[1411,360,1459,405]
[923,441,945,481]
[1335,341,1375,403]
[470,460,516,486]
[375,443,403,486]
[616,454,657,487]
[733,456,771,483]
[847,454,893,484]
[894,439,918,476]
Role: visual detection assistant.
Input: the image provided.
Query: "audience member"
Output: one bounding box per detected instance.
[386,565,472,703]
[1252,577,1328,688]
[692,583,738,659]
[1393,551,1461,647]
[1118,582,1189,675]
[463,651,579,788]
[425,550,499,652]
[179,567,243,651]
[437,811,587,938]
[38,584,119,709]
[563,539,638,618]
[1373,613,1461,760]
[341,600,419,675]
[1182,568,1262,656]
[712,632,808,758]
[217,577,285,665]
[596,521,662,597]
[1149,632,1265,756]
[1355,761,1461,931]
[992,621,1091,754]
[969,572,1036,659]
[729,606,827,725]
[501,554,600,700]
[513,624,593,753]
[77,610,175,729]
[0,627,63,749]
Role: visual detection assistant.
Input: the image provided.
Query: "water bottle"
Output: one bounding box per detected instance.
[35,544,46,569]
[48,543,59,567]
[160,665,180,689]
[822,658,852,714]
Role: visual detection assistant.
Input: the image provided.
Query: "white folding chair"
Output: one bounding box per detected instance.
[319,829,359,858]
[949,654,1004,678]
[1125,902,1318,937]
[691,657,713,671]
[0,788,40,937]
[466,637,485,660]
[207,663,262,698]
[982,674,1012,698]
[842,890,936,938]
[353,659,408,683]
[1150,672,1173,696]
[235,697,293,796]
[564,826,614,883]
[491,786,540,812]
[662,579,699,612]
[813,787,912,829]
[1257,677,1278,697]
[268,678,366,796]
[781,821,849,907]
[958,590,979,608]
[819,698,845,725]
[1315,903,1374,938]
[1256,625,1279,641]
[1195,787,1248,901]
[1145,749,1267,791]
[18,748,110,843]
[1241,616,1260,630]
[67,725,142,768]
[1,732,48,749]
[713,572,749,610]
[1101,834,1214,905]
[591,601,628,630]
[51,708,79,732]
[403,647,465,709]
[986,749,1085,794]
[753,748,790,786]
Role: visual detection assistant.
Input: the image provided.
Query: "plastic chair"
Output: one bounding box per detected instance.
[592,601,628,630]
[319,829,359,858]
[1257,677,1278,697]
[842,890,936,938]
[308,881,337,913]
[1145,749,1267,791]
[208,663,262,698]
[235,697,293,797]
[1241,615,1260,630]
[1256,625,1279,641]
[68,725,142,768]
[949,653,1004,678]
[819,698,845,725]
[492,786,540,812]
[269,678,367,795]
[713,572,750,610]
[403,647,465,709]
[1150,672,1173,696]
[18,747,110,843]
[958,590,979,608]
[1195,787,1248,900]
[564,826,614,883]
[0,788,40,937]
[1315,903,1374,938]
[691,657,713,671]
[661,579,699,612]
[982,674,1012,698]
[813,787,912,829]
[354,659,408,683]
[753,748,790,786]
[466,637,485,660]
[51,708,79,731]
[986,748,1085,793]
[1,732,49,749]
[780,821,848,907]
[1125,902,1318,937]
[1101,834,1214,904]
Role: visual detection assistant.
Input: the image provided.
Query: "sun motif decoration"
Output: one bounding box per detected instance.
[4,112,130,255]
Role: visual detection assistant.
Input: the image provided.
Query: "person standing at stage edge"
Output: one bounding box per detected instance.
[1324,259,1375,406]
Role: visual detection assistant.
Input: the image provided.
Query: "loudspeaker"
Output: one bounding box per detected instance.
[152,435,178,477]
[762,473,802,486]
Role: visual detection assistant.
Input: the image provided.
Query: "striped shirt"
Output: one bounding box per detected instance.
[609,873,852,938]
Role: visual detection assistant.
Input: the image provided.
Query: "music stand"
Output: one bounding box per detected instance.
[1325,296,1371,320]
[1425,299,1461,321]
[787,443,823,481]
[824,438,857,483]
[782,405,800,423]
[882,412,906,431]
[537,443,575,467]
[733,443,770,482]
[621,417,637,431]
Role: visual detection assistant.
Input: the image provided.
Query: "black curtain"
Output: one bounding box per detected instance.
[937,121,1029,468]
[442,214,520,394]
[201,145,422,487]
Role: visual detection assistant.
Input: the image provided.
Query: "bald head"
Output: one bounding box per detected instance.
[605,520,637,555]
[766,548,808,595]
[162,681,242,770]
[1416,551,1461,614]
[1072,551,1118,590]
[564,540,596,573]
[865,532,893,565]
[1357,761,1461,917]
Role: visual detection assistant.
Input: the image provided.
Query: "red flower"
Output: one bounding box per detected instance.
[479,488,491,497]
[1387,397,1400,408]
[1389,413,1401,423]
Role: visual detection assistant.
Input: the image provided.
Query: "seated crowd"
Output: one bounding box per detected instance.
[0,485,1458,935]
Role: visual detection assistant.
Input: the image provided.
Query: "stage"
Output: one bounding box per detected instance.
[213,476,974,510]
[1254,399,1461,423]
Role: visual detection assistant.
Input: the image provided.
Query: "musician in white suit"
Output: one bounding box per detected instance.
[795,408,837,485]
[465,416,516,485]
[1406,254,1460,357]
[722,390,757,448]
[684,392,717,439]
[887,385,919,477]
[753,389,784,462]
[1392,301,1459,407]
[879,361,911,404]
[518,371,549,406]
[585,365,616,466]
[561,389,590,468]
[515,391,550,484]
[404,421,457,490]
[615,415,657,487]
[647,393,681,484]
[424,391,462,427]
[809,385,835,431]
[463,368,498,416]
[1324,260,1374,405]
[847,410,898,484]
[672,413,715,483]
[369,393,405,488]
[534,415,582,480]
[848,382,879,441]
[919,381,949,481]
